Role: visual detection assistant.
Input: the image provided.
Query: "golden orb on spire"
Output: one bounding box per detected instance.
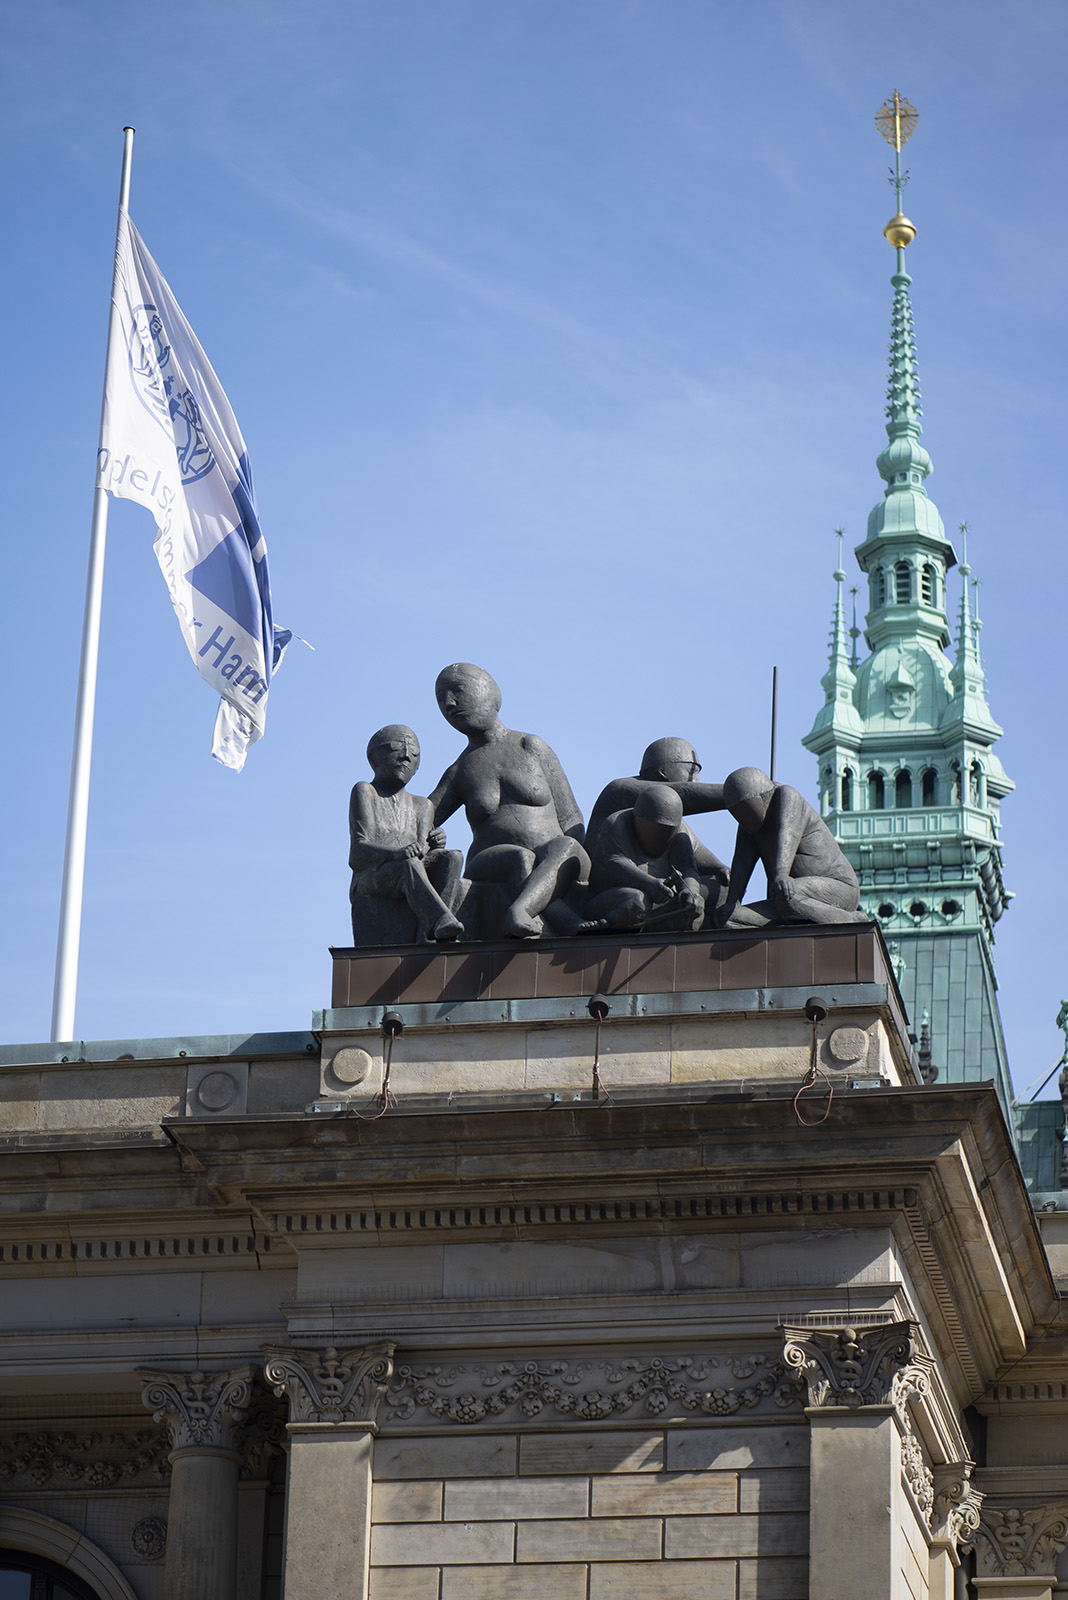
[883,213,917,249]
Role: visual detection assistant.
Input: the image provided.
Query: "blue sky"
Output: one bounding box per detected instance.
[0,0,1064,1090]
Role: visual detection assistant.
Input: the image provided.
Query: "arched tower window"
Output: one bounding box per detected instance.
[840,769,853,812]
[894,561,911,604]
[921,767,937,805]
[921,564,936,606]
[868,771,885,810]
[895,769,912,808]
[970,760,985,808]
[873,568,886,607]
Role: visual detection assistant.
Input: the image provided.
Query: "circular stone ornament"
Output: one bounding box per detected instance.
[827,1027,869,1066]
[331,1047,374,1086]
[131,1517,168,1560]
[195,1070,238,1111]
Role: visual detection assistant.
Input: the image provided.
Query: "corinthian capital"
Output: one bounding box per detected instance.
[781,1321,928,1411]
[262,1343,395,1428]
[932,1463,983,1551]
[974,1504,1068,1578]
[138,1366,254,1454]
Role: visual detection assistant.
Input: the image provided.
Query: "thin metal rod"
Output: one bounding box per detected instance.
[1020,1056,1066,1104]
[769,666,779,781]
[51,127,135,1043]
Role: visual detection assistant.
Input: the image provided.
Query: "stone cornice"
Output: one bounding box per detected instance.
[0,1224,285,1272]
[138,1366,254,1455]
[976,1377,1068,1415]
[260,1184,923,1237]
[262,1343,395,1429]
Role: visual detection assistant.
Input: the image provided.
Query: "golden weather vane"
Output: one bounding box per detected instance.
[875,89,918,153]
[876,90,918,252]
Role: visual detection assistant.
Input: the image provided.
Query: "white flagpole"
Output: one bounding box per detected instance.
[50,126,135,1043]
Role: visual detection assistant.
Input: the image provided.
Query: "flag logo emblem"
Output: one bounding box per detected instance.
[128,303,215,484]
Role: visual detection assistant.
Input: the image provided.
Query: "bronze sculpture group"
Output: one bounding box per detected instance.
[349,664,865,945]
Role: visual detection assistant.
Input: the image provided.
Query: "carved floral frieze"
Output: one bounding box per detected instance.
[0,1426,170,1489]
[138,1366,254,1454]
[262,1343,395,1427]
[900,1414,934,1524]
[974,1504,1068,1578]
[781,1321,928,1411]
[384,1352,805,1427]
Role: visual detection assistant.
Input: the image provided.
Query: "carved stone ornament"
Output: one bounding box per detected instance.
[131,1517,168,1561]
[900,1413,934,1524]
[384,1352,805,1428]
[932,1463,983,1552]
[780,1321,928,1411]
[974,1504,1068,1578]
[138,1366,254,1454]
[0,1425,170,1489]
[262,1343,396,1428]
[238,1392,286,1479]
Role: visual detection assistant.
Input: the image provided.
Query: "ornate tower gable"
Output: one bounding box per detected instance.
[803,96,1014,1108]
[854,638,952,732]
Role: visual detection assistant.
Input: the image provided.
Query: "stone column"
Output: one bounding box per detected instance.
[782,1321,929,1600]
[972,1504,1068,1600]
[262,1342,395,1600]
[139,1366,254,1600]
[929,1464,983,1600]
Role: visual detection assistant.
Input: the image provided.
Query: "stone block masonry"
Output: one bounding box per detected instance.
[368,1429,810,1600]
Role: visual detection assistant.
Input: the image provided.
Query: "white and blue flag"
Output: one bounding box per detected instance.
[97,212,290,770]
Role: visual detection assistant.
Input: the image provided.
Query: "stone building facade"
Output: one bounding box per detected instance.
[2,924,1068,1599]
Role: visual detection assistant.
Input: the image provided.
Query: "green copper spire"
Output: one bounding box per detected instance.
[945,523,1003,742]
[855,91,953,654]
[878,92,923,446]
[884,264,924,440]
[828,529,855,680]
[804,93,1016,1115]
[809,531,863,750]
[804,532,862,816]
[952,524,977,676]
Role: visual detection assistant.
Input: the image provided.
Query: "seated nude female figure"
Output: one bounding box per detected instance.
[429,663,590,939]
